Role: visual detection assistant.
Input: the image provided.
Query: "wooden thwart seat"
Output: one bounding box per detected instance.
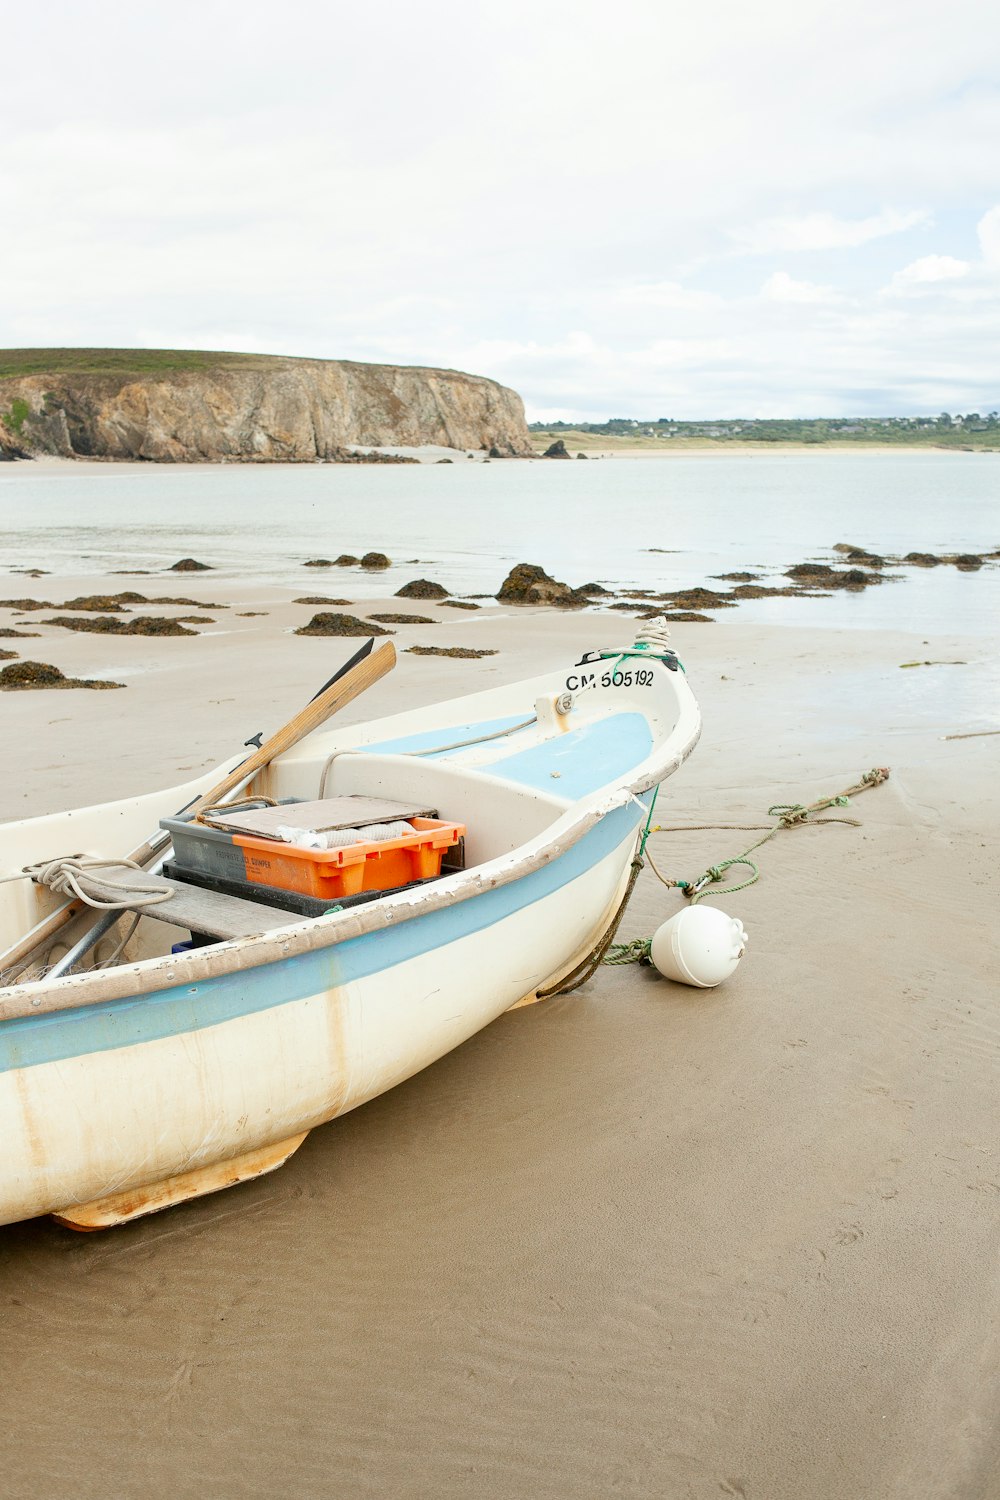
[95,865,294,941]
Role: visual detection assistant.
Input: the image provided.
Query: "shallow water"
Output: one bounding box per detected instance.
[1,450,997,632]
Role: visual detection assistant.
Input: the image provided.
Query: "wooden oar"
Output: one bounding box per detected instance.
[1,639,396,977]
[178,639,394,823]
[123,637,384,873]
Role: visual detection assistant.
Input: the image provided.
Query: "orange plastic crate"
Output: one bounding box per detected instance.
[232,817,466,900]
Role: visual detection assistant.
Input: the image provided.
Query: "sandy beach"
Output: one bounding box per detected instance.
[1,579,998,1499]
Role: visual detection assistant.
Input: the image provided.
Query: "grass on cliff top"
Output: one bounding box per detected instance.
[0,349,292,380]
[0,349,481,382]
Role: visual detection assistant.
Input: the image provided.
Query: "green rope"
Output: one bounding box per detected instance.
[598,646,686,673]
[604,767,890,966]
[604,936,652,965]
[638,784,659,856]
[680,854,761,902]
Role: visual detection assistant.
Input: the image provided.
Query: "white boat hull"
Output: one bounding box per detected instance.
[1,814,638,1226]
[0,647,700,1228]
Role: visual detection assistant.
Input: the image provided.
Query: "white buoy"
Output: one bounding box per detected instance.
[649,907,748,989]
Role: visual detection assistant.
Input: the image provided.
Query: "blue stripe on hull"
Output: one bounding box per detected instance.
[1,802,643,1075]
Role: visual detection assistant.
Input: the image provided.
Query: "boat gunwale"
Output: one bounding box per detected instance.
[0,690,701,1023]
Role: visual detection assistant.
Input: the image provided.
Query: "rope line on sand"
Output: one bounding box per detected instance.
[603,767,891,967]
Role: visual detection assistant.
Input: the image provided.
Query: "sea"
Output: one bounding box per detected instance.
[1,451,998,635]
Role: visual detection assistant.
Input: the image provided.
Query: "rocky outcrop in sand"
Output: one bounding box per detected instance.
[0,354,533,461]
[497,563,589,607]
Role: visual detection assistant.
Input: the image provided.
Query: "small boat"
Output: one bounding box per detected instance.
[0,624,700,1229]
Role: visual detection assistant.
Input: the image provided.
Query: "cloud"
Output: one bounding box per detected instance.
[879,207,1000,299]
[465,333,599,369]
[732,208,929,255]
[882,254,970,295]
[511,291,1000,422]
[760,271,843,304]
[3,1,1000,418]
[634,338,737,369]
[977,205,1000,266]
[614,281,723,311]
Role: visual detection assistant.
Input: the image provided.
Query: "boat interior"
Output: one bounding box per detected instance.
[1,671,680,989]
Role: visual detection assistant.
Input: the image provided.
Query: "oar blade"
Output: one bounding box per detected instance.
[310,637,375,702]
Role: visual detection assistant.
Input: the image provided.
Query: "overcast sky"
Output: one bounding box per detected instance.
[3,0,1000,420]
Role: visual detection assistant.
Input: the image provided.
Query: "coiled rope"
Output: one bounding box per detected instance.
[0,856,175,981]
[1,856,174,910]
[632,617,673,654]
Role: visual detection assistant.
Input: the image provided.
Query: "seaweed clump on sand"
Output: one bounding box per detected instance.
[439,600,480,610]
[662,588,739,610]
[831,544,887,567]
[829,568,880,589]
[331,450,418,465]
[785,564,880,589]
[368,613,437,625]
[294,596,355,606]
[785,563,837,582]
[406,646,498,659]
[396,579,449,600]
[60,592,149,611]
[43,615,198,636]
[0,628,40,638]
[0,661,124,690]
[151,594,227,607]
[729,583,802,599]
[13,593,228,612]
[0,648,17,660]
[638,607,713,623]
[295,613,392,637]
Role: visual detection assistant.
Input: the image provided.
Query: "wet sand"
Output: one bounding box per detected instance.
[1,585,999,1498]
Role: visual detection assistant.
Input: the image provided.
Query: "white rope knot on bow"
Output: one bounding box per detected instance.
[18,856,173,911]
[633,616,672,654]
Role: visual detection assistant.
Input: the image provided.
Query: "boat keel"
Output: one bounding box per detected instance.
[51,1132,309,1231]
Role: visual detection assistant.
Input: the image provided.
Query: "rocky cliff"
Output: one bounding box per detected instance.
[0,351,533,461]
